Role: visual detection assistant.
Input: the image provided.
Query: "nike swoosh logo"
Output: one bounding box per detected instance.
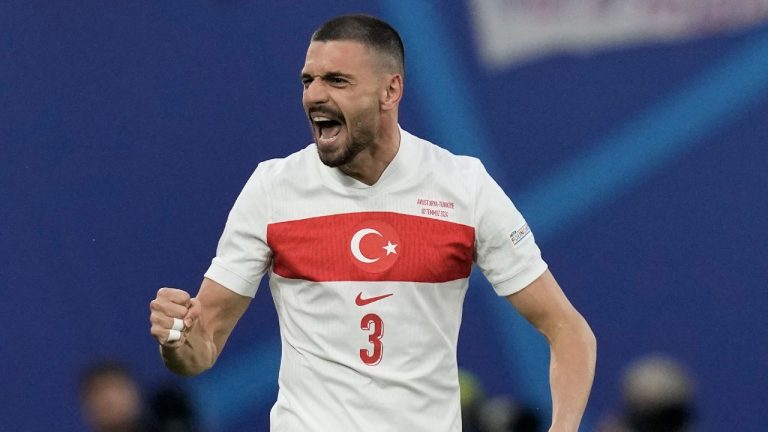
[355,292,393,306]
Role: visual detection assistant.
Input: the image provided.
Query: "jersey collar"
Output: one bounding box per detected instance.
[319,125,417,191]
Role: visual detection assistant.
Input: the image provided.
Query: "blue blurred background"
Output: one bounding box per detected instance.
[2,1,767,431]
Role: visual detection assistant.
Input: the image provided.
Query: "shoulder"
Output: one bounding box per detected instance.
[245,144,318,186]
[230,144,319,209]
[229,144,318,218]
[252,144,316,177]
[404,129,486,178]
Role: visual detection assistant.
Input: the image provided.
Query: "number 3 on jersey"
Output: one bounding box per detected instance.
[360,313,383,365]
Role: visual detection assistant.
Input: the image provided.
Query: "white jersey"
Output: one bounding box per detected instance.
[204,128,547,432]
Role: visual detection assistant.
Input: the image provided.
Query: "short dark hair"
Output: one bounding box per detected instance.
[312,14,405,76]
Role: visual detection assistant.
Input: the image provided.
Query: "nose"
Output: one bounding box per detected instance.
[303,79,329,106]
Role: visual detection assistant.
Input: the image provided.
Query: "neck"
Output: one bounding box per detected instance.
[339,120,400,185]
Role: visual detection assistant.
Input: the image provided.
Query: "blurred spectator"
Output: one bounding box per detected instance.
[459,368,542,432]
[148,384,200,432]
[79,361,200,432]
[460,369,486,432]
[598,354,695,432]
[78,361,150,432]
[476,396,541,432]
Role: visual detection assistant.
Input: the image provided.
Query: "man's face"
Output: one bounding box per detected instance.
[81,373,142,431]
[301,40,384,167]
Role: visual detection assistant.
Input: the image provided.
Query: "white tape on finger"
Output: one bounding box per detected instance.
[171,318,184,332]
[167,329,182,343]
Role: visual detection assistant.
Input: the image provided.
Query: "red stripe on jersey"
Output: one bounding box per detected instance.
[267,212,475,282]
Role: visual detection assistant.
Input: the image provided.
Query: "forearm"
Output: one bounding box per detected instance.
[159,327,217,376]
[548,315,597,431]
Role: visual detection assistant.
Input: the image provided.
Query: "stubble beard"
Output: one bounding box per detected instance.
[317,116,376,168]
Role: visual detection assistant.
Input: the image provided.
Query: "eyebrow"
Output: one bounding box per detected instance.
[300,71,355,81]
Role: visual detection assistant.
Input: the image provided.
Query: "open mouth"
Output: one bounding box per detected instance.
[311,114,343,145]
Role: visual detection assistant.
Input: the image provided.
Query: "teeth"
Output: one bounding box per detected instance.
[312,116,331,122]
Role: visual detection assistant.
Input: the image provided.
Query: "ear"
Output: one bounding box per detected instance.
[380,74,403,111]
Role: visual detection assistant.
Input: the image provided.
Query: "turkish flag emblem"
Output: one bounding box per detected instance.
[348,220,401,273]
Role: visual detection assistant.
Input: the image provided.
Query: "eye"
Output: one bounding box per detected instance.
[301,77,312,89]
[329,76,348,87]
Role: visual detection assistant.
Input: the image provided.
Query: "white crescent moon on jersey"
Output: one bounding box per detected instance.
[350,228,383,263]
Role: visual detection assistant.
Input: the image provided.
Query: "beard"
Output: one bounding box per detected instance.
[314,108,378,168]
[318,129,371,167]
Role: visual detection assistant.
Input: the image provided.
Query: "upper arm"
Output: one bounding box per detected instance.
[203,163,273,298]
[196,277,252,357]
[471,160,548,296]
[506,270,585,341]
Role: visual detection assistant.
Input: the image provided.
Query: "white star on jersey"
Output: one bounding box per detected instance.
[383,241,398,255]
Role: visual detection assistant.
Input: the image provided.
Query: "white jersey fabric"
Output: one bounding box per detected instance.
[204,128,548,432]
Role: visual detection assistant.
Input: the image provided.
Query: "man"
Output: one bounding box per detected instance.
[78,361,147,432]
[149,14,596,432]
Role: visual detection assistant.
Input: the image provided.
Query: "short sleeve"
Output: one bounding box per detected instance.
[473,162,548,296]
[204,164,273,298]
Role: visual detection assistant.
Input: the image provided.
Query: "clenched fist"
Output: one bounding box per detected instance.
[149,287,201,347]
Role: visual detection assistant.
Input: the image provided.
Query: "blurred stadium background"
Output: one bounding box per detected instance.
[2,1,767,430]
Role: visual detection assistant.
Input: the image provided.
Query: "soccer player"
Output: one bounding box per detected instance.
[149,14,596,432]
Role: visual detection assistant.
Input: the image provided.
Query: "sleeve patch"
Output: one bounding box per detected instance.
[509,223,531,246]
